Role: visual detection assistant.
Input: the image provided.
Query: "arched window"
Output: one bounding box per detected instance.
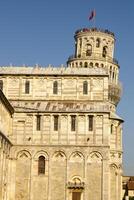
[53,81,58,94]
[83,81,88,94]
[102,46,108,57]
[0,80,3,91]
[86,44,92,56]
[95,63,99,67]
[25,80,30,94]
[90,62,93,67]
[84,62,88,68]
[38,156,45,174]
[96,38,100,48]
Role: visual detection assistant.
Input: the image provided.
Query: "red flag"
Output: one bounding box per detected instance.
[89,10,96,20]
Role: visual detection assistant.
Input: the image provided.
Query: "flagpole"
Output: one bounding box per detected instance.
[88,9,96,28]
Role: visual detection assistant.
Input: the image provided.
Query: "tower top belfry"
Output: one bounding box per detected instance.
[67,27,122,105]
[67,27,117,68]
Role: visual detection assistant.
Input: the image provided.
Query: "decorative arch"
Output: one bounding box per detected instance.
[69,151,84,162]
[51,150,67,200]
[87,151,103,199]
[110,163,118,200]
[15,150,31,199]
[87,151,103,163]
[68,176,85,189]
[71,176,82,182]
[110,163,118,171]
[16,150,31,160]
[33,150,49,161]
[52,150,66,161]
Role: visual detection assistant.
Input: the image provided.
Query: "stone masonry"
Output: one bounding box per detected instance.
[0,27,123,200]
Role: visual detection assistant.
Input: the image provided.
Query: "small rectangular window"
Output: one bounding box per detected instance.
[36,115,41,131]
[111,124,113,134]
[83,81,88,94]
[88,115,93,131]
[54,115,58,131]
[25,80,30,94]
[71,115,76,131]
[53,81,58,94]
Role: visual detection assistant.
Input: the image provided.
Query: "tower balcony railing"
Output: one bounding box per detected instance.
[108,81,122,105]
[75,27,115,37]
[67,53,118,65]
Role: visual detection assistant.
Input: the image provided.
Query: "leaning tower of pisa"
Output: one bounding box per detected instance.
[0,27,123,200]
[66,27,123,200]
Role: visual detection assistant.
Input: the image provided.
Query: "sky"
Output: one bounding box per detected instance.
[0,0,133,175]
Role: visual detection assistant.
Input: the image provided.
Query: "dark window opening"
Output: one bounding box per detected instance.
[38,156,45,174]
[71,115,76,131]
[111,124,113,134]
[25,80,30,94]
[84,62,88,68]
[86,49,92,56]
[54,115,58,131]
[83,81,88,94]
[36,115,41,131]
[96,38,100,48]
[102,46,107,58]
[88,115,93,131]
[86,44,92,56]
[53,81,58,94]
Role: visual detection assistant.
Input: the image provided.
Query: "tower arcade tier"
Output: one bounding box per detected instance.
[67,27,122,105]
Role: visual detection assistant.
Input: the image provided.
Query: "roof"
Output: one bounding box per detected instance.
[123,176,134,190]
[127,177,134,190]
[11,101,110,113]
[110,112,124,122]
[0,66,108,76]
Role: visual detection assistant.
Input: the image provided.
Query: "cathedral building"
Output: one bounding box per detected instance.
[0,27,123,200]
